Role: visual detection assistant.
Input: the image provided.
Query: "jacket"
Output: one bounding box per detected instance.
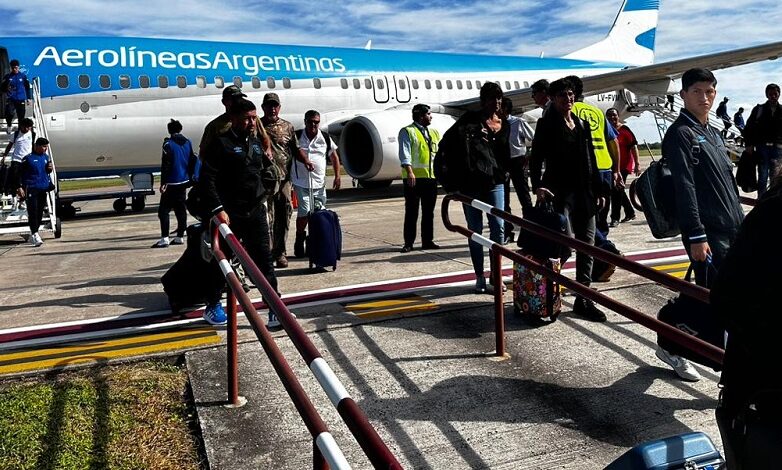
[199,128,267,218]
[161,133,198,185]
[19,152,52,191]
[743,101,782,146]
[662,109,743,243]
[530,109,603,215]
[1,71,31,102]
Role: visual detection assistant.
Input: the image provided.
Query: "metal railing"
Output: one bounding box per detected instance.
[441,193,724,366]
[32,78,59,234]
[210,213,402,470]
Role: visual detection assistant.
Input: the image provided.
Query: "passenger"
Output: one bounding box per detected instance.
[198,98,280,327]
[1,59,31,135]
[438,82,509,294]
[199,85,271,160]
[15,137,53,247]
[666,93,675,112]
[530,77,606,322]
[2,117,34,210]
[712,166,782,470]
[261,92,305,269]
[658,68,743,381]
[605,108,639,226]
[733,107,745,146]
[397,103,441,253]
[566,75,620,236]
[499,97,533,244]
[292,109,342,257]
[716,96,732,139]
[152,119,199,248]
[742,83,782,196]
[530,79,550,109]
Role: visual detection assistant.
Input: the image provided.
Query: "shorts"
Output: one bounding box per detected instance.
[293,184,326,217]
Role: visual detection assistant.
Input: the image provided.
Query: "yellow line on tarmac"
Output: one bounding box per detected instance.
[652,261,690,272]
[347,295,438,319]
[0,326,219,375]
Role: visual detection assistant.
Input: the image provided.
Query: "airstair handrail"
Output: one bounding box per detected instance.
[210,213,403,470]
[31,77,58,232]
[441,193,724,366]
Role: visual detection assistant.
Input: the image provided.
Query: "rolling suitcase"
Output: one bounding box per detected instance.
[605,432,724,469]
[512,253,561,325]
[306,175,342,270]
[161,223,225,313]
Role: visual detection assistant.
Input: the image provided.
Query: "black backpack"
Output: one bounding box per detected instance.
[435,121,497,193]
[629,156,680,239]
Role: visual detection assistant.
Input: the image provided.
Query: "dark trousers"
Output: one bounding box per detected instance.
[610,169,635,221]
[596,170,613,234]
[556,193,596,286]
[683,228,737,288]
[717,396,782,470]
[268,180,292,258]
[4,99,26,128]
[26,189,47,234]
[158,184,188,238]
[229,205,278,294]
[504,156,533,237]
[403,177,437,246]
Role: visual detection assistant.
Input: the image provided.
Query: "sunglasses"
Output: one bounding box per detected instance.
[306,120,321,125]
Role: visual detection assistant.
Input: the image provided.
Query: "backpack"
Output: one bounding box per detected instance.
[629,156,680,239]
[435,120,497,193]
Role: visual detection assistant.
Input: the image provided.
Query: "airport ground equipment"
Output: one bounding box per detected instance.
[605,432,724,469]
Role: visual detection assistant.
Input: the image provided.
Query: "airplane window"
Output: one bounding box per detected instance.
[505,81,511,90]
[476,80,481,88]
[78,74,90,89]
[446,80,453,90]
[177,76,187,88]
[283,78,291,88]
[139,75,150,88]
[435,80,442,90]
[119,75,131,89]
[266,77,275,88]
[411,79,419,89]
[233,76,242,88]
[215,76,225,88]
[364,78,372,89]
[398,79,406,90]
[252,77,261,88]
[456,80,463,90]
[313,78,321,89]
[99,74,110,89]
[424,79,431,89]
[196,76,206,88]
[514,81,520,89]
[158,76,169,88]
[524,81,529,88]
[56,74,69,89]
[376,79,385,90]
[340,78,348,89]
[353,78,360,89]
[466,80,473,90]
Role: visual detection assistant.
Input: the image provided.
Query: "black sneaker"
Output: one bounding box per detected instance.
[573,296,607,322]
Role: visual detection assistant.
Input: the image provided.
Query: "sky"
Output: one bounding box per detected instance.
[1,0,781,143]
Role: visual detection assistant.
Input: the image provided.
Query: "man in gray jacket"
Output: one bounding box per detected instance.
[659,68,744,381]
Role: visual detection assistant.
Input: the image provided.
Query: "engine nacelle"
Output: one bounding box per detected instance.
[340,110,457,182]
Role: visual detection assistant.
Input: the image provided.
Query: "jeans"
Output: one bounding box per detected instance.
[462,184,504,285]
[504,156,533,237]
[596,170,613,234]
[158,183,187,238]
[757,145,781,197]
[556,192,596,286]
[402,177,437,246]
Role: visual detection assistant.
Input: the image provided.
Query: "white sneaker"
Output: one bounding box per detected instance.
[655,346,701,382]
[31,233,43,247]
[267,313,280,328]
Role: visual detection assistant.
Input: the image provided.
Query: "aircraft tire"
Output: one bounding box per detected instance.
[54,217,62,239]
[113,198,127,213]
[60,203,77,219]
[131,196,145,212]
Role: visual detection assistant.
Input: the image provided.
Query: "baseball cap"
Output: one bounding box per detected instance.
[222,85,246,100]
[263,93,280,105]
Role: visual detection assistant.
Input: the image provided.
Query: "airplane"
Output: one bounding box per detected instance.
[0,0,780,218]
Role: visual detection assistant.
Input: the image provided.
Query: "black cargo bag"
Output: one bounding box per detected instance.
[517,201,571,262]
[629,157,680,239]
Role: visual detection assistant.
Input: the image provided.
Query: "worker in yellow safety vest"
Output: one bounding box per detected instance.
[566,75,621,234]
[398,103,442,253]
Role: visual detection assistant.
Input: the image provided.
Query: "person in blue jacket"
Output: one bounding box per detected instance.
[16,138,53,247]
[1,59,32,134]
[152,119,199,248]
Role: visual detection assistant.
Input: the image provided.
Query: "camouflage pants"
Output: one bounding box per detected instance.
[267,180,292,258]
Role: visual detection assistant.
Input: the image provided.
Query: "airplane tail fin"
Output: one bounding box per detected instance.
[563,0,660,66]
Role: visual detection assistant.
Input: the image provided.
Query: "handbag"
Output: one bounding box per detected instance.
[735,149,758,193]
[517,201,571,261]
[657,264,725,371]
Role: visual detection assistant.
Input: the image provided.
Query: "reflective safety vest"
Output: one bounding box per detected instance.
[402,124,441,178]
[572,102,613,170]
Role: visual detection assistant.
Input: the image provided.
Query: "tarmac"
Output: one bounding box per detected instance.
[0,168,747,469]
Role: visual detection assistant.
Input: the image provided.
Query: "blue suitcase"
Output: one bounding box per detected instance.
[606,432,724,469]
[307,208,342,270]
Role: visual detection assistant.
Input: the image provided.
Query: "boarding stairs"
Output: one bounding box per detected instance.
[630,94,744,162]
[0,77,61,239]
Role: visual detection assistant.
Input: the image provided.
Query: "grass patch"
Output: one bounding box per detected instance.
[59,178,130,192]
[0,361,203,470]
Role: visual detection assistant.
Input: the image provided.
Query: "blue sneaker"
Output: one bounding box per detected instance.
[203,302,227,325]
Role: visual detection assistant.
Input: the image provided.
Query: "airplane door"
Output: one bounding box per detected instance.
[393,75,411,103]
[371,76,390,103]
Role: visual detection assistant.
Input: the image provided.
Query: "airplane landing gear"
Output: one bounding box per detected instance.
[113,198,127,213]
[59,202,77,219]
[131,196,145,212]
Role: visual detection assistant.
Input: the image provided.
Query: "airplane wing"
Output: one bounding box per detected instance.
[445,40,782,112]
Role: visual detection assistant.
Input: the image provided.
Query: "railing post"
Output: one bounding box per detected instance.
[491,247,506,357]
[226,290,244,407]
[313,439,328,470]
